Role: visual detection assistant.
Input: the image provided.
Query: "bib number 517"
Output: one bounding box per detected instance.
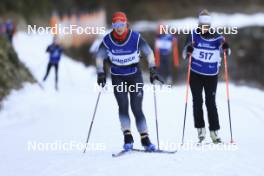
[199,51,213,60]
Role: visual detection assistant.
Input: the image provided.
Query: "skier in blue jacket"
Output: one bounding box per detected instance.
[96,12,163,151]
[5,19,15,42]
[183,10,231,143]
[43,37,63,90]
[155,33,175,84]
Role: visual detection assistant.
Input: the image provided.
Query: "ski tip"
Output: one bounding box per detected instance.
[112,148,177,157]
[112,153,119,158]
[112,150,129,157]
[159,149,177,154]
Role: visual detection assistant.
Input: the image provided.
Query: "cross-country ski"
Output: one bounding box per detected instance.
[112,148,177,157]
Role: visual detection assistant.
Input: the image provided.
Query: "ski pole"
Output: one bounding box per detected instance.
[83,89,102,153]
[223,50,234,143]
[153,84,160,150]
[181,53,192,145]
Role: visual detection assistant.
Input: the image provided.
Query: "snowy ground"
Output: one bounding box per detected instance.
[0,32,264,176]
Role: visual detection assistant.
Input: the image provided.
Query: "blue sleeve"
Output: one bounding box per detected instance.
[96,42,108,59]
[96,41,109,73]
[138,36,152,56]
[138,35,155,68]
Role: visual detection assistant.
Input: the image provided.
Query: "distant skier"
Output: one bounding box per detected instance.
[43,37,63,90]
[182,9,231,143]
[96,12,163,151]
[5,19,16,42]
[155,27,179,84]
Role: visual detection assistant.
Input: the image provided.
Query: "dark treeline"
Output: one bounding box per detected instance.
[1,0,264,88]
[1,0,264,23]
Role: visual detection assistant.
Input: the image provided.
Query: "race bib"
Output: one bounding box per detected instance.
[192,48,221,63]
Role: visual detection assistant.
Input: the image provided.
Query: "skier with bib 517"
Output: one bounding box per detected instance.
[183,10,231,143]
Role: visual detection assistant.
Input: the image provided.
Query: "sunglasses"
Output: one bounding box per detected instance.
[112,22,126,28]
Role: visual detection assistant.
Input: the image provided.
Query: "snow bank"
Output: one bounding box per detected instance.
[132,13,264,31]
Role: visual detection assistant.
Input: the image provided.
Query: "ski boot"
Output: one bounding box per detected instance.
[123,130,134,151]
[197,127,206,143]
[210,130,222,144]
[140,133,156,151]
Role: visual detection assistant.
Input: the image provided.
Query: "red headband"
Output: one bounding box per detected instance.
[112,12,127,23]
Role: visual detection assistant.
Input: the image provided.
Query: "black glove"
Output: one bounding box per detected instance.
[187,45,194,54]
[222,42,229,50]
[150,67,164,84]
[97,72,106,87]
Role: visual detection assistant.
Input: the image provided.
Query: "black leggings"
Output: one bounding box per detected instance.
[190,71,220,131]
[159,54,173,80]
[111,70,148,134]
[43,63,59,84]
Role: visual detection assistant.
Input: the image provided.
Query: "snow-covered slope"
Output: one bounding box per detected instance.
[132,13,264,32]
[0,32,264,176]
